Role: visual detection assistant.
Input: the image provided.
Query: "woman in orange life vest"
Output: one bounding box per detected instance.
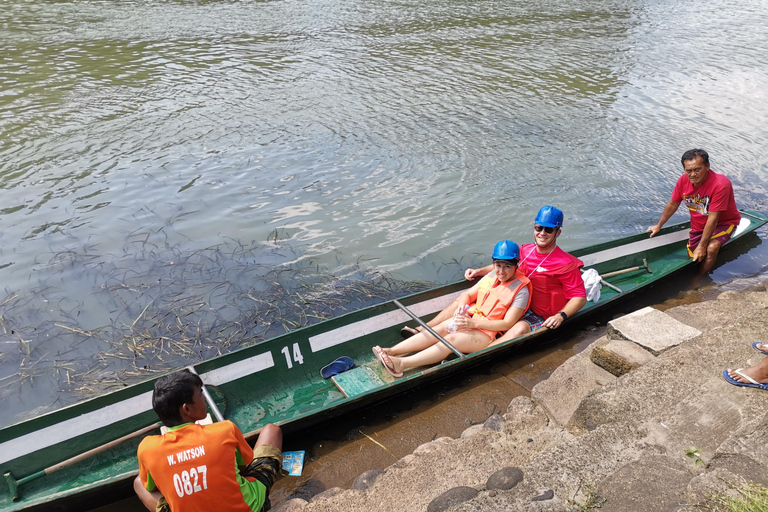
[373,241,532,378]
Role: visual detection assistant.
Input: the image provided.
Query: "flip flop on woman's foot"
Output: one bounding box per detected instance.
[373,346,403,378]
[400,326,419,339]
[753,341,768,356]
[722,368,768,390]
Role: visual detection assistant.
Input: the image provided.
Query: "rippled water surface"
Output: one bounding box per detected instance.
[2,0,768,425]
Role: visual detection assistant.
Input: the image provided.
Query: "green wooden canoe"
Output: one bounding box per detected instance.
[1,211,766,511]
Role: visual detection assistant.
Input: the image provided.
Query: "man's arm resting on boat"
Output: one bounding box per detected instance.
[465,264,493,280]
[648,199,681,237]
[540,296,587,330]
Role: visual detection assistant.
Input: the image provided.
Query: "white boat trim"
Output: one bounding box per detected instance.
[309,291,464,352]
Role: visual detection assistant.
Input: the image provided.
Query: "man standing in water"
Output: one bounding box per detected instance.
[648,149,741,275]
[400,206,586,341]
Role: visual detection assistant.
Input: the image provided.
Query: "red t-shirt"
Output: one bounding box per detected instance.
[518,244,585,318]
[671,169,740,231]
[138,421,266,512]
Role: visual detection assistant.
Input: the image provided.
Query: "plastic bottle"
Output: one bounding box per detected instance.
[446,305,471,333]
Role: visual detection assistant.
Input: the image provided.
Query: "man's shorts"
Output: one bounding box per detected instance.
[520,309,546,331]
[687,224,736,257]
[242,444,283,511]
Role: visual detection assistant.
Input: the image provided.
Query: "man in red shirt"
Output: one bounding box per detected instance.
[134,371,283,512]
[648,149,741,275]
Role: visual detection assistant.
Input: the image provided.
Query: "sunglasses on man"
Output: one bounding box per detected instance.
[534,225,556,234]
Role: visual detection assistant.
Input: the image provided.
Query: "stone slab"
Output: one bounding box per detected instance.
[596,454,694,512]
[532,341,616,426]
[607,306,701,354]
[590,337,656,376]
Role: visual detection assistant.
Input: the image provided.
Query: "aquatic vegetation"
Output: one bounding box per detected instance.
[0,236,440,424]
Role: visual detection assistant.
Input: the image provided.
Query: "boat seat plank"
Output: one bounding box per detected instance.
[332,367,386,398]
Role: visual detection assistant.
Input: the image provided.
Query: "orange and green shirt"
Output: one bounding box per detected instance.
[138,420,267,512]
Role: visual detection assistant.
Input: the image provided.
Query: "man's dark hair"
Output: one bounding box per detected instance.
[152,370,203,427]
[681,149,709,167]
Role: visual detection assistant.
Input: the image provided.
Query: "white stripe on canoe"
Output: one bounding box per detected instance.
[0,352,277,465]
[580,230,688,267]
[199,352,275,386]
[580,218,749,268]
[0,391,153,466]
[308,291,464,352]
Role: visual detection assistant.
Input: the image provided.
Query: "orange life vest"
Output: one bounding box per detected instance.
[471,270,532,338]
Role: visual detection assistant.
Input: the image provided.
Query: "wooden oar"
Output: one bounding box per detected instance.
[601,258,652,279]
[393,300,465,359]
[4,422,161,501]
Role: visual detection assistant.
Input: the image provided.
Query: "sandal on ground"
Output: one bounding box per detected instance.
[722,368,768,390]
[752,341,768,356]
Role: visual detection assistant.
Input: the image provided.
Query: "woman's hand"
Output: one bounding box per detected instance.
[453,315,474,331]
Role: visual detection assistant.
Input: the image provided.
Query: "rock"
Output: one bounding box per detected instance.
[426,486,479,512]
[503,396,549,432]
[596,454,693,511]
[414,439,451,456]
[486,467,524,490]
[309,487,344,502]
[289,480,324,502]
[532,341,616,426]
[353,469,384,491]
[531,489,554,501]
[484,413,505,431]
[607,307,701,355]
[590,338,655,377]
[460,424,485,438]
[271,498,307,512]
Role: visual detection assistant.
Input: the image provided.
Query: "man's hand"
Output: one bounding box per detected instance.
[692,243,708,263]
[647,225,661,238]
[541,313,564,330]
[464,268,479,280]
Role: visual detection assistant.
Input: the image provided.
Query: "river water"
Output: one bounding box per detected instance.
[1,0,768,437]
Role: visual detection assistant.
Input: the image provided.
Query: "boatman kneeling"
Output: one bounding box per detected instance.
[134,370,283,512]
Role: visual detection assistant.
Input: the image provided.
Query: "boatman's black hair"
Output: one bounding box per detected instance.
[152,370,203,427]
[681,149,709,167]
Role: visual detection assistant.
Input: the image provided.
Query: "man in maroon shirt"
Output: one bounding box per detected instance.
[648,149,740,275]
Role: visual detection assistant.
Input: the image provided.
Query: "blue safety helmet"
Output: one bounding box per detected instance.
[492,240,520,261]
[534,206,564,228]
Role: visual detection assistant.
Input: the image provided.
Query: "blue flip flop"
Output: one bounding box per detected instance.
[321,356,355,379]
[752,341,768,356]
[722,369,768,390]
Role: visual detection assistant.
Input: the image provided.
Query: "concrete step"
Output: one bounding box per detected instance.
[606,306,701,355]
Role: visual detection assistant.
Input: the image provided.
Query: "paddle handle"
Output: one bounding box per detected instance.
[43,422,161,476]
[601,266,642,278]
[393,300,465,359]
[6,421,161,500]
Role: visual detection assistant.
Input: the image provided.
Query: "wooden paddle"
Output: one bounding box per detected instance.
[4,422,161,501]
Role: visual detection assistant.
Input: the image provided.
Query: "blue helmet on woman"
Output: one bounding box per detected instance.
[534,206,564,228]
[492,240,520,261]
